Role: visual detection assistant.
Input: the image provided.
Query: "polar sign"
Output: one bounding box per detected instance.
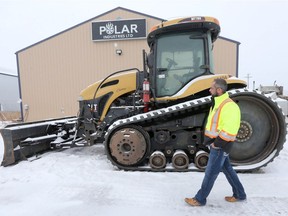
[92,19,146,41]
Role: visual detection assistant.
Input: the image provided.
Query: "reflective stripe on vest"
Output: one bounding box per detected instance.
[205,98,236,141]
[219,130,237,141]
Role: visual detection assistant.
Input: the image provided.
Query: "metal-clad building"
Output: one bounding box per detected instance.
[213,36,240,75]
[0,73,20,112]
[16,7,240,122]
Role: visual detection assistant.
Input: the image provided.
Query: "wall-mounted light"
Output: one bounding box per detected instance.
[116,49,122,55]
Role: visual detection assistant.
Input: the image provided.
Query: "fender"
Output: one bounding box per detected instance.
[79,69,139,121]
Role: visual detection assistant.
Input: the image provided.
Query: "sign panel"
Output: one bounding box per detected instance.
[92,19,146,41]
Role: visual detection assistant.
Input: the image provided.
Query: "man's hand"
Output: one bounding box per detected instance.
[211,143,220,149]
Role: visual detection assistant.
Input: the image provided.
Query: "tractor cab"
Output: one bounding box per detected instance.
[147,17,220,98]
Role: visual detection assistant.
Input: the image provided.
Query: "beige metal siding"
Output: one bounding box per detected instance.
[213,38,238,76]
[17,8,239,122]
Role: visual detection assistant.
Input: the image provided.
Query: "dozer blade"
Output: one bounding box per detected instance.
[1,117,77,166]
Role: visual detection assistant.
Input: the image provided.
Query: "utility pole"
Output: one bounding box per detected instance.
[244,73,252,89]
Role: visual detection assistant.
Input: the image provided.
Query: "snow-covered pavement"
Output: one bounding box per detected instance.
[0,131,288,216]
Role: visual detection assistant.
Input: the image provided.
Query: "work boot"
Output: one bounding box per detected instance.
[225,196,246,202]
[184,198,201,206]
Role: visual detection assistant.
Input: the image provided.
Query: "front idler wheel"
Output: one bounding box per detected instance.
[107,125,150,167]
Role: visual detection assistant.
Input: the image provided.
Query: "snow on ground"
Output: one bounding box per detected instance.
[0,125,288,216]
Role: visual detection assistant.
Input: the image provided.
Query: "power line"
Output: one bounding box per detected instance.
[244,73,252,89]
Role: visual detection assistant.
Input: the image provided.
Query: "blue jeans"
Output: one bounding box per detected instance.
[194,147,246,205]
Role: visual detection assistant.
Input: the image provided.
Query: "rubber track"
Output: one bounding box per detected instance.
[104,88,287,172]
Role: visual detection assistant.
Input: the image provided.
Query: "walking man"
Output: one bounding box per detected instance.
[185,78,246,206]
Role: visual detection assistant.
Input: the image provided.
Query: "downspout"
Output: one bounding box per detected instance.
[236,42,241,77]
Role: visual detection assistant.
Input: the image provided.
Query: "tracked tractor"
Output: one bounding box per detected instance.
[1,16,287,171]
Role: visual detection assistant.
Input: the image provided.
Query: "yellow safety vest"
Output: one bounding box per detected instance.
[205,92,241,142]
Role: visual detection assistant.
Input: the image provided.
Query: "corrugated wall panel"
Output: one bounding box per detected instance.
[0,74,20,111]
[213,38,238,75]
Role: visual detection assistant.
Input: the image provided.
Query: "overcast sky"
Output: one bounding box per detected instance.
[1,0,288,90]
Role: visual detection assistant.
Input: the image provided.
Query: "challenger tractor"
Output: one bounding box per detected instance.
[1,16,286,171]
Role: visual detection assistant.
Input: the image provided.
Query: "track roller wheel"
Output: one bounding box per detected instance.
[149,151,166,169]
[107,125,150,167]
[194,150,209,170]
[172,150,189,170]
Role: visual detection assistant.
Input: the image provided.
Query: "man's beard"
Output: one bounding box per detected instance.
[211,92,219,97]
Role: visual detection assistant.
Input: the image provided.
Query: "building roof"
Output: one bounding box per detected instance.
[15,7,165,54]
[16,7,240,54]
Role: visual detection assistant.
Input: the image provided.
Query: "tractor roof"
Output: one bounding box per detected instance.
[147,16,220,46]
